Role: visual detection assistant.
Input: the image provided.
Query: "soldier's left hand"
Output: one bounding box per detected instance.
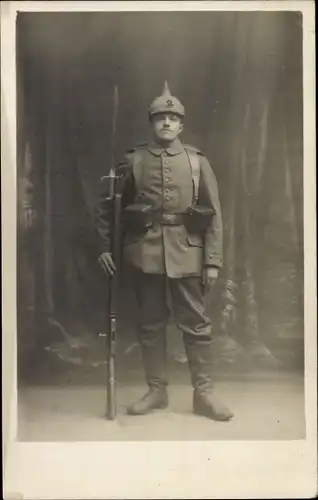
[202,267,219,294]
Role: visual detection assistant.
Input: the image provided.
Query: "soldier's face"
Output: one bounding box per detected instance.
[151,113,184,142]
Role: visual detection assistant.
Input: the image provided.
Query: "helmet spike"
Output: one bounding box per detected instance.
[162,80,171,96]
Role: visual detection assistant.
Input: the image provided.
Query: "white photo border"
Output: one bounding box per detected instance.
[2,1,316,498]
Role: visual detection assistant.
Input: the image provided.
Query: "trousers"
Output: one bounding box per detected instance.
[131,270,214,390]
[132,270,212,340]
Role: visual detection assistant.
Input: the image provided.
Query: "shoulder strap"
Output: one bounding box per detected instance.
[184,145,201,205]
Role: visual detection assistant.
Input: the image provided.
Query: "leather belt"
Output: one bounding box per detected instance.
[152,212,185,226]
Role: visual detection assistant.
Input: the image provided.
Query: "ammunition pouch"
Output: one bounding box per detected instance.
[122,203,153,235]
[184,205,215,234]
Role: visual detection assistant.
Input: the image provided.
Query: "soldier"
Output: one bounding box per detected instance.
[95,82,233,421]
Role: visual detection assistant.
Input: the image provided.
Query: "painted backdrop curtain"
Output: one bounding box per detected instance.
[17,12,303,373]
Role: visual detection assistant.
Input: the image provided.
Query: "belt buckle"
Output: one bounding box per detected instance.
[163,213,176,225]
[162,213,180,225]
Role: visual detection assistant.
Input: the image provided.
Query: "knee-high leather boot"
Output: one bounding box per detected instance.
[184,335,234,421]
[127,325,168,415]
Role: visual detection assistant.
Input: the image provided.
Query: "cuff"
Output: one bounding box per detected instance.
[204,253,223,268]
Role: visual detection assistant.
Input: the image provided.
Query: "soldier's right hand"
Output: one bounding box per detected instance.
[98,252,116,276]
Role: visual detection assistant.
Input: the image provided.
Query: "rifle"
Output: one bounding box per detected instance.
[101,86,121,420]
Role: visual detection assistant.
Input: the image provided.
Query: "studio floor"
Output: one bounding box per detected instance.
[18,368,305,442]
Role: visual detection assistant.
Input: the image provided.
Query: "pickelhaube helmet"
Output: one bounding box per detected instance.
[149,81,185,118]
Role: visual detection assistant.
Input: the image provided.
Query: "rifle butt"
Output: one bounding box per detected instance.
[106,357,116,420]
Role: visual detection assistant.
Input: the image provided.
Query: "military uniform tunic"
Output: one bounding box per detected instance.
[95,138,223,279]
